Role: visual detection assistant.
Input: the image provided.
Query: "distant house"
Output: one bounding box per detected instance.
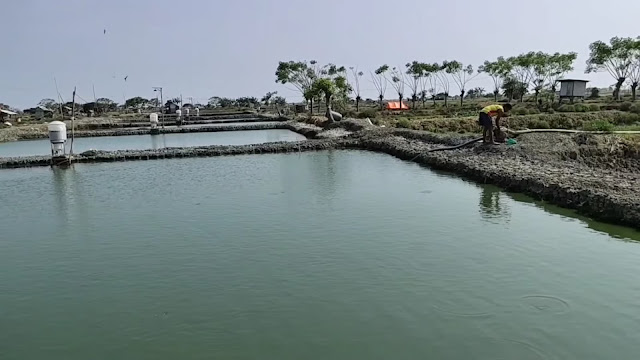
[0,108,18,122]
[558,79,589,103]
[29,106,54,120]
[164,101,179,114]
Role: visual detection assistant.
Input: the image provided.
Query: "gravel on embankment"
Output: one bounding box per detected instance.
[1,119,638,229]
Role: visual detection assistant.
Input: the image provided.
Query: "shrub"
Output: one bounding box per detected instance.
[612,112,640,125]
[584,120,614,132]
[620,102,633,111]
[547,108,555,114]
[512,107,528,115]
[629,104,640,114]
[396,118,411,128]
[357,108,378,119]
[528,120,550,129]
[558,104,575,112]
[588,104,600,111]
[574,104,588,112]
[589,88,600,99]
[528,108,541,114]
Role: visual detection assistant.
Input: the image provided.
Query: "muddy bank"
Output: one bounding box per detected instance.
[1,120,638,229]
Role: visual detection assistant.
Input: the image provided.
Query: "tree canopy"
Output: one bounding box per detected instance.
[586,37,638,100]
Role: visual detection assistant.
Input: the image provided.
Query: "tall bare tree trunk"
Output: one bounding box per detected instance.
[632,84,638,101]
[379,95,384,110]
[309,99,313,115]
[493,90,498,102]
[460,90,465,106]
[356,97,360,112]
[399,94,403,110]
[444,94,448,107]
[613,78,625,101]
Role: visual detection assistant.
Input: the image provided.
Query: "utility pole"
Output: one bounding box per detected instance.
[153,87,164,128]
[70,87,76,157]
[189,97,193,106]
[180,94,183,107]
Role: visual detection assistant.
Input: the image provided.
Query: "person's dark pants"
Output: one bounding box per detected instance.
[478,112,492,129]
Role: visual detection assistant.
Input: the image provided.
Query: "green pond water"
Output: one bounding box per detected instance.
[1,150,639,360]
[0,129,304,158]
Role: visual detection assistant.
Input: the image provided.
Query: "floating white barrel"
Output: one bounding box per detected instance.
[48,121,67,143]
[184,108,190,116]
[176,109,182,118]
[195,108,200,116]
[150,113,159,128]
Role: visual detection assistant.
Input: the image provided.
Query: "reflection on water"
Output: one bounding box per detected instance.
[2,151,640,359]
[504,191,640,242]
[479,185,511,223]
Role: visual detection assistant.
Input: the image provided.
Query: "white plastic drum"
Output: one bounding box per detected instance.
[47,121,67,144]
[149,113,159,128]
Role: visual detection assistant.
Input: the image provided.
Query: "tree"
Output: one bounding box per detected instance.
[208,96,221,108]
[169,97,181,105]
[272,96,286,106]
[544,52,578,96]
[479,58,511,101]
[261,91,277,106]
[466,87,485,99]
[445,61,476,106]
[348,67,364,112]
[275,60,320,112]
[37,98,57,110]
[586,37,637,100]
[386,67,406,108]
[236,97,260,108]
[436,62,452,106]
[124,96,149,109]
[311,64,350,112]
[405,61,426,109]
[507,52,537,102]
[502,77,528,101]
[218,98,236,108]
[423,63,441,105]
[627,39,640,101]
[371,65,389,110]
[96,98,117,112]
[148,98,160,107]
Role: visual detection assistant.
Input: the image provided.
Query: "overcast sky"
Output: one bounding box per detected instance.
[2,0,640,109]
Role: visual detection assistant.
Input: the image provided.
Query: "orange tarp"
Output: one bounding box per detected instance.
[386,101,409,110]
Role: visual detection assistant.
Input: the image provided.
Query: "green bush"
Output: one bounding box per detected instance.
[620,102,633,111]
[528,119,550,129]
[588,104,601,111]
[558,104,575,112]
[584,120,614,132]
[629,104,640,114]
[547,108,555,114]
[528,108,541,114]
[512,107,528,115]
[396,118,411,128]
[574,104,588,112]
[612,112,640,125]
[357,108,378,119]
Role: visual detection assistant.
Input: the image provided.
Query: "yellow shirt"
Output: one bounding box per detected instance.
[481,105,504,117]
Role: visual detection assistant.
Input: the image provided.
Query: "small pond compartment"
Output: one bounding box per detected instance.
[0,129,306,157]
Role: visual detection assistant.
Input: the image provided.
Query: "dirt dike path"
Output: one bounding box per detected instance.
[1,120,638,229]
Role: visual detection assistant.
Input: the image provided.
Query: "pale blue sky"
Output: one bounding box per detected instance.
[2,0,640,109]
